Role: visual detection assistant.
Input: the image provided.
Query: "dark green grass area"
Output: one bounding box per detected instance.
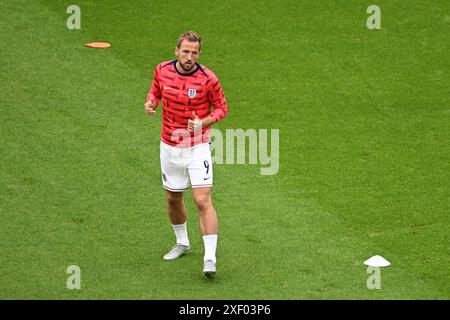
[1,0,449,299]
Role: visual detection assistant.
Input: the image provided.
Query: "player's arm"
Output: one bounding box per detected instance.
[200,116,215,128]
[187,76,228,132]
[188,112,215,132]
[145,66,162,116]
[203,77,228,127]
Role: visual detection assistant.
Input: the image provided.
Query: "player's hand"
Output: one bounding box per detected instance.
[144,99,157,116]
[188,112,202,132]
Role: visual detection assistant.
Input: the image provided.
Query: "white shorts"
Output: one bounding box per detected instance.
[160,141,213,192]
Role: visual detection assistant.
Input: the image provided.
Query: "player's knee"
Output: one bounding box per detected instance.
[193,194,212,212]
[166,192,183,207]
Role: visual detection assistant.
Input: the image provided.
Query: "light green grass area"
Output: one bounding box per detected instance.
[0,0,449,299]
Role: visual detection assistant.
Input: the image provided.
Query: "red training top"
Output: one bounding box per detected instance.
[146,60,228,147]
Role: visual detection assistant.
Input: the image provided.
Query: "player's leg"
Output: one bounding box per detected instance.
[188,143,218,276]
[160,141,191,260]
[166,190,190,248]
[163,190,191,260]
[188,143,216,235]
[191,187,218,235]
[166,190,187,225]
[192,187,218,277]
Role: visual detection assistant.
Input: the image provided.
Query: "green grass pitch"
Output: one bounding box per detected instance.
[1,0,449,299]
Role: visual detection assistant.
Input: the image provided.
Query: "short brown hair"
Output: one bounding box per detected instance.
[176,31,202,50]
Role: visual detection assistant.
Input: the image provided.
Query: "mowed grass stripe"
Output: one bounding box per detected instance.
[0,0,448,298]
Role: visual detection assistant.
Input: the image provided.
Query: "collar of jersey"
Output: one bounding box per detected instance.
[172,60,201,77]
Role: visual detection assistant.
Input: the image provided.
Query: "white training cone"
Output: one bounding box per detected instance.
[364,255,391,267]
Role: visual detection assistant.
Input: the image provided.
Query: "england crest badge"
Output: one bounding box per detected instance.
[187,88,197,98]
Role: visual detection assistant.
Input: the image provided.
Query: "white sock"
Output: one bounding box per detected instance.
[203,234,218,263]
[172,222,190,247]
